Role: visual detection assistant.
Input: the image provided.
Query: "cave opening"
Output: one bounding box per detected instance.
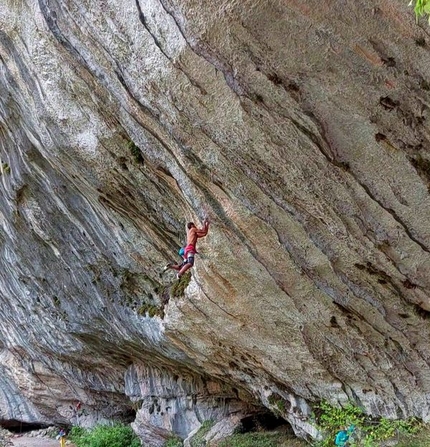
[238,411,294,434]
[121,408,137,423]
[0,420,51,433]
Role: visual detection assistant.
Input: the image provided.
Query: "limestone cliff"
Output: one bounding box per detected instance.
[1,0,430,444]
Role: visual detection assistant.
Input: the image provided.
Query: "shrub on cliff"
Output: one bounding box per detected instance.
[314,401,421,447]
[412,0,430,21]
[190,420,214,447]
[69,423,140,447]
[164,436,183,447]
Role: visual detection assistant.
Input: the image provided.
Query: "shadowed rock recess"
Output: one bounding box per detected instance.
[1,0,430,444]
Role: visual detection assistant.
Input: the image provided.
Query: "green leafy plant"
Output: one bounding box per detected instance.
[137,303,164,318]
[164,435,183,447]
[268,393,287,416]
[190,420,214,447]
[1,163,10,175]
[218,431,297,447]
[313,401,421,447]
[69,423,141,447]
[411,0,430,22]
[396,422,430,446]
[171,272,192,297]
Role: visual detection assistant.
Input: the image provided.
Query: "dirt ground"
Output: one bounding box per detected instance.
[11,436,75,447]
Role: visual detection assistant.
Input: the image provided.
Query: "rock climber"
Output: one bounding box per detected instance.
[164,219,210,278]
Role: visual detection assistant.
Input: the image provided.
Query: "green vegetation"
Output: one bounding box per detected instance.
[396,423,430,446]
[268,394,287,416]
[128,141,144,164]
[412,0,430,21]
[69,424,140,447]
[218,431,304,447]
[66,414,428,447]
[313,401,421,447]
[117,267,165,318]
[164,435,183,447]
[137,303,164,318]
[171,272,192,297]
[1,163,10,175]
[190,420,214,447]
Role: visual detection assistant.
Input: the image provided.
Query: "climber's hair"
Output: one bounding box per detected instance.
[187,222,195,229]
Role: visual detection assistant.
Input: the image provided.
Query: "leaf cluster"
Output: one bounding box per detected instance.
[190,420,214,447]
[171,272,192,297]
[313,401,421,447]
[164,435,183,447]
[411,0,430,22]
[218,431,291,447]
[69,423,141,447]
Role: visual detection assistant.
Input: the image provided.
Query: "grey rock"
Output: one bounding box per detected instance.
[0,0,430,444]
[0,428,13,447]
[204,416,242,444]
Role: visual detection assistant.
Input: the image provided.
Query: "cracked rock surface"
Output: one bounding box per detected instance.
[1,0,430,444]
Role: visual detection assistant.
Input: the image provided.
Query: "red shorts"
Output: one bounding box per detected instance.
[184,244,196,257]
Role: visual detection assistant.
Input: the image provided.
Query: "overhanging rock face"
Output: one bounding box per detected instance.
[1,0,430,444]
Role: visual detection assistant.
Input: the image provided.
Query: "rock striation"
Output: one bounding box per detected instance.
[1,0,430,444]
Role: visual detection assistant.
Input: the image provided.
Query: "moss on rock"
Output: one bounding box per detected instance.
[127,141,144,164]
[137,303,164,318]
[171,272,192,298]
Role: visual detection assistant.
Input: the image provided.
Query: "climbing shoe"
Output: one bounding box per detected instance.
[163,263,174,272]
